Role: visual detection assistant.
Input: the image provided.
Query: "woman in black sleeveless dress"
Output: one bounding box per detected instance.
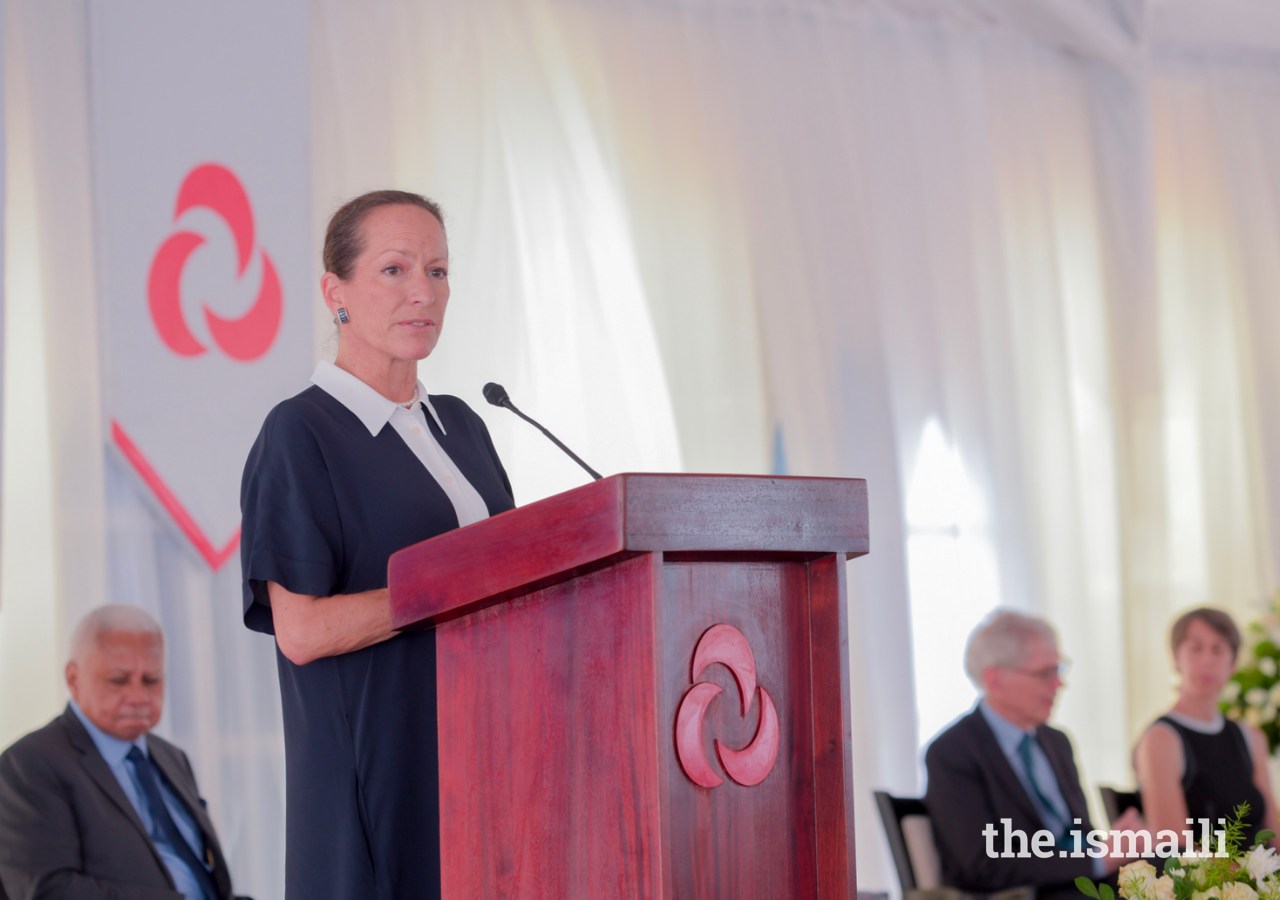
[1134,608,1278,850]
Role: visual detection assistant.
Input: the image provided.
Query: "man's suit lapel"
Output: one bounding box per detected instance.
[967,709,1044,826]
[59,709,173,881]
[148,745,208,837]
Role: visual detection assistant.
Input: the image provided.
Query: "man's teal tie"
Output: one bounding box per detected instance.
[1017,733,1069,844]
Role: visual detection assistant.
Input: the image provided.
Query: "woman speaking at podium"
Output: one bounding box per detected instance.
[239,191,515,900]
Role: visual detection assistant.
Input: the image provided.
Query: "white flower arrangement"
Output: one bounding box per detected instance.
[1224,596,1280,752]
[1244,845,1280,881]
[1078,806,1277,900]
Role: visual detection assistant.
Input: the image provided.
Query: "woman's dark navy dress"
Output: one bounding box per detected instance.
[240,385,514,900]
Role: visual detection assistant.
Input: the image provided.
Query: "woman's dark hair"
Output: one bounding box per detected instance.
[1170,607,1241,659]
[323,190,445,280]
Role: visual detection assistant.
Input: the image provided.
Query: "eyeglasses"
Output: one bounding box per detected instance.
[1007,660,1071,682]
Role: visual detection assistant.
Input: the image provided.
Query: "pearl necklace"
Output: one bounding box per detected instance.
[398,386,419,410]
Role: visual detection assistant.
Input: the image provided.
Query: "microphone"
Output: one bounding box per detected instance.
[483,383,603,481]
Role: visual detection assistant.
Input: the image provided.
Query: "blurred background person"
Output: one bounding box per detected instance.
[0,605,247,900]
[925,610,1145,900]
[1134,608,1280,850]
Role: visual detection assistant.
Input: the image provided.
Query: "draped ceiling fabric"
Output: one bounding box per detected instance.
[4,0,1280,898]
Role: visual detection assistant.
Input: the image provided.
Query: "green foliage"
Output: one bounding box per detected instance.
[1169,869,1195,900]
[1077,877,1101,900]
[1222,801,1251,854]
[1187,803,1249,889]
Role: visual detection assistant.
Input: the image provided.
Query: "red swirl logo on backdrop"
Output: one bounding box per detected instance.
[675,624,780,789]
[147,164,282,361]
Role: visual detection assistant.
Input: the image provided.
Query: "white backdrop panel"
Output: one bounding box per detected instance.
[90,0,312,563]
[86,4,311,898]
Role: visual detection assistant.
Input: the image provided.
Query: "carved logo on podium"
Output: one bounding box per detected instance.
[675,624,779,788]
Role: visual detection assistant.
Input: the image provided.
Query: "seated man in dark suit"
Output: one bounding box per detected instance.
[924,610,1146,900]
[0,605,247,900]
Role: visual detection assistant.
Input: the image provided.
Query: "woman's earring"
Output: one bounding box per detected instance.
[337,308,350,324]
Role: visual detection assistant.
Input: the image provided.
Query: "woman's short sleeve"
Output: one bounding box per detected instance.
[239,401,344,635]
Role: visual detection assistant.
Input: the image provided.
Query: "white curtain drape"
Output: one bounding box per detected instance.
[312,0,686,502]
[0,0,6,546]
[6,2,1280,899]
[546,5,1134,887]
[1120,48,1280,729]
[1,0,104,746]
[309,2,1280,891]
[307,3,1145,892]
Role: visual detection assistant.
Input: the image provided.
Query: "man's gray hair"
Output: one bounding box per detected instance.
[68,604,164,664]
[964,609,1058,687]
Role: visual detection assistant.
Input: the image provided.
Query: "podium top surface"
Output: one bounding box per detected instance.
[387,473,867,628]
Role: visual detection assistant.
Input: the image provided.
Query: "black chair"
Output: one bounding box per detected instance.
[876,791,938,894]
[874,790,1034,900]
[1099,786,1143,825]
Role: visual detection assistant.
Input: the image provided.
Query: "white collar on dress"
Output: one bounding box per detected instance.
[311,360,446,437]
[1164,708,1225,734]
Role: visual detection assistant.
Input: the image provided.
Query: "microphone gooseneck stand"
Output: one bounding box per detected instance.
[482,382,603,482]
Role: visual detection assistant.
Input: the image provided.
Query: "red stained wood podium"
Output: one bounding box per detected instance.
[387,474,868,900]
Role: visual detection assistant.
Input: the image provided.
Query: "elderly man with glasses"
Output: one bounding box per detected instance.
[924,609,1146,900]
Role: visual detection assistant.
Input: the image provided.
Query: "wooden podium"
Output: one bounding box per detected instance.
[388,474,868,899]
